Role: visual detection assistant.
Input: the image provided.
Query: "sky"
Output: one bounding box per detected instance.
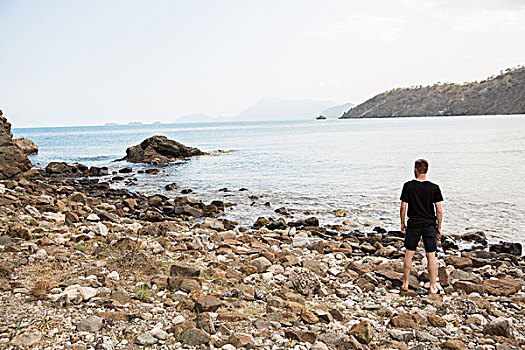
[1,0,525,127]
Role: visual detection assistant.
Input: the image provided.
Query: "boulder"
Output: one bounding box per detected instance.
[389,313,417,329]
[348,320,374,344]
[483,317,512,337]
[76,316,104,332]
[285,329,317,344]
[428,315,446,327]
[482,278,522,296]
[117,135,205,165]
[228,333,255,348]
[444,255,473,269]
[289,267,321,296]
[454,281,484,294]
[195,295,223,312]
[170,263,202,278]
[440,339,467,350]
[13,137,38,155]
[251,257,272,273]
[0,111,32,179]
[9,330,42,347]
[135,332,158,346]
[182,328,210,346]
[489,241,522,256]
[45,161,71,174]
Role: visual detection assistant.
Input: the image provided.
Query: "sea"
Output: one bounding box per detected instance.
[13,115,525,245]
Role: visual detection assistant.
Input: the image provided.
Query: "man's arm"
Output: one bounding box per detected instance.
[435,201,443,237]
[400,201,407,234]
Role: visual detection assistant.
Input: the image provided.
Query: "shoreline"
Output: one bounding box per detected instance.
[0,162,524,349]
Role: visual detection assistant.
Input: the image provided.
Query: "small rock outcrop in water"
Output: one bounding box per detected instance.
[0,110,32,179]
[117,135,205,165]
[13,137,38,155]
[341,66,525,118]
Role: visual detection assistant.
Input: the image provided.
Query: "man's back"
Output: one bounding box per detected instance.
[400,180,443,228]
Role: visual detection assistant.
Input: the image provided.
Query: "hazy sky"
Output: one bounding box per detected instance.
[1,0,524,127]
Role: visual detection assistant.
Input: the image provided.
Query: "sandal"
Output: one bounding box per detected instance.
[429,287,445,295]
[401,286,409,292]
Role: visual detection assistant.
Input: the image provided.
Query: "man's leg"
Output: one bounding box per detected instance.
[426,252,438,293]
[402,249,416,289]
[422,225,439,293]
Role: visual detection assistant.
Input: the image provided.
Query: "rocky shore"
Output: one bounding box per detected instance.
[0,115,524,350]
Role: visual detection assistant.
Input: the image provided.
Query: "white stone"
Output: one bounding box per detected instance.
[329,267,342,276]
[262,272,274,281]
[78,287,98,301]
[86,214,100,221]
[150,327,168,340]
[92,222,108,236]
[63,285,83,303]
[172,315,185,325]
[267,265,284,274]
[54,237,68,245]
[147,241,164,254]
[43,212,65,223]
[292,237,322,248]
[107,271,120,281]
[34,249,48,259]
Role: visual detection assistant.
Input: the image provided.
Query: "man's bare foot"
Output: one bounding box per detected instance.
[401,285,409,291]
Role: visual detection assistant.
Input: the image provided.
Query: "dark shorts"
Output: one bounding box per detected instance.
[404,225,438,252]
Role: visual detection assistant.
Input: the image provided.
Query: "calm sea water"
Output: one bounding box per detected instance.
[13,116,525,244]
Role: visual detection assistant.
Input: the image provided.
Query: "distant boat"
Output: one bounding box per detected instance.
[316,115,327,120]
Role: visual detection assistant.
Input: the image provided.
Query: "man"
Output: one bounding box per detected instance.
[400,159,444,295]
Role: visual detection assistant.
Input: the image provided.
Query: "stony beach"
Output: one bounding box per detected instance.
[1,112,524,350]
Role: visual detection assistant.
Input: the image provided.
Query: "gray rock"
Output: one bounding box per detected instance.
[318,332,349,345]
[415,330,438,342]
[9,330,42,347]
[76,316,104,332]
[0,236,14,246]
[389,329,415,342]
[135,332,158,345]
[182,328,210,346]
[312,341,330,350]
[252,257,272,273]
[150,327,168,340]
[439,297,480,314]
[117,135,205,165]
[292,237,322,248]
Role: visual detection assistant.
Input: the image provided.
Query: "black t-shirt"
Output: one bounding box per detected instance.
[400,180,443,228]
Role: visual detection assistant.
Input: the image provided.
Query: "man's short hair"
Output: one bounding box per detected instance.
[415,159,429,174]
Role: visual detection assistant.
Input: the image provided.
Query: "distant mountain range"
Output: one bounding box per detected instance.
[174,97,354,123]
[341,66,525,119]
[320,103,355,118]
[233,97,336,121]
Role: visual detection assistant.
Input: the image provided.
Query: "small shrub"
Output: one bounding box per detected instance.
[31,279,51,300]
[132,285,150,302]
